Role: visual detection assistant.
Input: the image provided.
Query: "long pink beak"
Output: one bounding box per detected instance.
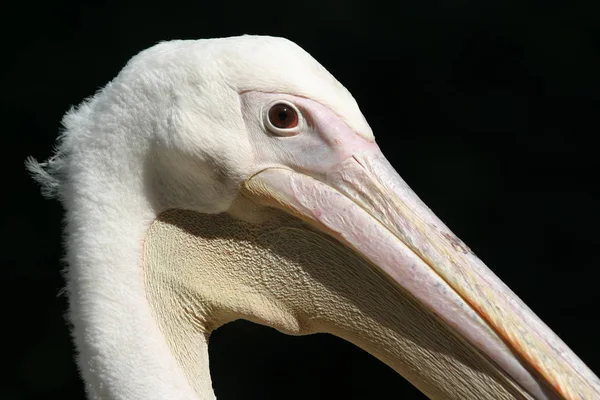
[243,145,600,400]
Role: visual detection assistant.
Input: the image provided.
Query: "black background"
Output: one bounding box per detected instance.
[2,1,599,399]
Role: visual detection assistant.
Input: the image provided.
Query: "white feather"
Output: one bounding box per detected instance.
[29,35,370,400]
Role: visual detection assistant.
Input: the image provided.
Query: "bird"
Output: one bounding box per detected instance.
[27,35,599,400]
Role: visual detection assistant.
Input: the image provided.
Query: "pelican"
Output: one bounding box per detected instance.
[28,35,599,400]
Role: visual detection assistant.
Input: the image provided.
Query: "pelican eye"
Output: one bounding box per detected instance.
[266,102,299,135]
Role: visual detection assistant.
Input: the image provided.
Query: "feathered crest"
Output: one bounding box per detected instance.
[25,132,69,200]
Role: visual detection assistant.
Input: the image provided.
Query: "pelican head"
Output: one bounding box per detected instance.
[28,35,599,399]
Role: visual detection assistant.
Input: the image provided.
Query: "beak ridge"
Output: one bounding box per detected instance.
[242,150,599,400]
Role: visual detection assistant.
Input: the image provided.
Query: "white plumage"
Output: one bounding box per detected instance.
[29,35,600,400]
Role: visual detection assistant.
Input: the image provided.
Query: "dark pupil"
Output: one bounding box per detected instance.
[269,103,297,129]
[278,109,288,121]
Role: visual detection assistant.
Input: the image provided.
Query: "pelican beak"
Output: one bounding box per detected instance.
[242,150,599,400]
